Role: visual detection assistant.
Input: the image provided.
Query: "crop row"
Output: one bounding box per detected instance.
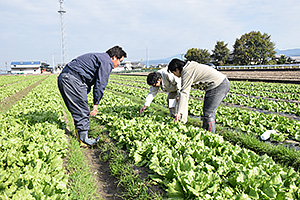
[110,74,300,95]
[0,76,46,102]
[109,76,300,116]
[0,75,69,199]
[191,91,300,117]
[0,75,35,87]
[110,75,300,103]
[93,89,300,199]
[229,81,300,94]
[106,81,300,142]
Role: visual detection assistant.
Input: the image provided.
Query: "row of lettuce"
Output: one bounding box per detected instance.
[93,88,300,199]
[0,76,46,102]
[110,76,300,116]
[0,75,35,87]
[0,75,69,199]
[1,74,299,199]
[108,75,300,142]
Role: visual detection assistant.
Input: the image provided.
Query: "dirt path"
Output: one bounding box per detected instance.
[0,76,48,112]
[83,147,124,200]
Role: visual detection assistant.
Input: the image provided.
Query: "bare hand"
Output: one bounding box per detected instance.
[174,113,181,122]
[90,105,98,116]
[140,105,148,114]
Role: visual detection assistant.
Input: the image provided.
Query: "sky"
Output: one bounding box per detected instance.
[0,0,299,71]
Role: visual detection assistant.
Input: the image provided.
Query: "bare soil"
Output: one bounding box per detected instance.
[117,69,300,83]
[220,69,300,83]
[83,147,124,200]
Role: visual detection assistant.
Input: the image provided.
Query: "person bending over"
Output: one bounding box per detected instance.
[140,67,181,118]
[58,46,127,146]
[167,58,230,133]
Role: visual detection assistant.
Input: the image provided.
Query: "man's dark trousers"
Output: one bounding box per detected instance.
[57,72,90,132]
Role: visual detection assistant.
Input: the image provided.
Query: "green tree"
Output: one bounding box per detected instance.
[184,48,211,64]
[277,55,287,64]
[211,41,230,65]
[233,31,276,65]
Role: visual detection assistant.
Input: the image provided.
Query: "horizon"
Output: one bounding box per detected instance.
[1,0,300,70]
[1,47,299,71]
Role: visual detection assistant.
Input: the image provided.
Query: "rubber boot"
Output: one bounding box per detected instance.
[76,130,100,147]
[202,117,216,133]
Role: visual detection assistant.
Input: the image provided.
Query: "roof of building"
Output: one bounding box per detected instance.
[11,61,41,65]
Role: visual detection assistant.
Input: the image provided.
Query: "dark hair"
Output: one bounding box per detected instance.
[106,46,127,59]
[147,72,162,86]
[167,58,186,73]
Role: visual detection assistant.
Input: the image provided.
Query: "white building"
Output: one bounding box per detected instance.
[11,61,51,74]
[112,61,145,72]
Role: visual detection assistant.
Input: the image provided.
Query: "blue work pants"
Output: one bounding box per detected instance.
[202,78,230,121]
[57,72,90,131]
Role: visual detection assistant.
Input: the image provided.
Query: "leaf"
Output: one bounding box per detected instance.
[167,179,185,199]
[180,155,195,172]
[237,172,246,183]
[262,184,277,198]
[248,186,259,199]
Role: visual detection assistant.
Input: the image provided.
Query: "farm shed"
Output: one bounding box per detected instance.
[10,61,50,74]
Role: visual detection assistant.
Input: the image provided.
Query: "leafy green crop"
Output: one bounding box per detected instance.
[93,90,300,199]
[0,76,69,199]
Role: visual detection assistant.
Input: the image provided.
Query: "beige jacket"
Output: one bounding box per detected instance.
[144,67,181,106]
[178,61,226,123]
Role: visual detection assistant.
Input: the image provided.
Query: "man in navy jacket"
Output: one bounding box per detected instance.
[58,46,127,146]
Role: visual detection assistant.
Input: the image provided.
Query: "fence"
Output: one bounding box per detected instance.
[217,64,300,70]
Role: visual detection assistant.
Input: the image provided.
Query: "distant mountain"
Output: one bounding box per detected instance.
[141,54,183,66]
[275,48,300,56]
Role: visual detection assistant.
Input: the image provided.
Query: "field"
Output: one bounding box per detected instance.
[1,73,300,199]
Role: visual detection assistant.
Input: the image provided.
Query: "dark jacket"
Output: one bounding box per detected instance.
[63,53,113,105]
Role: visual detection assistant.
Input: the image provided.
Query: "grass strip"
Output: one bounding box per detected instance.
[66,138,102,200]
[60,97,101,199]
[187,115,300,172]
[219,126,300,171]
[89,117,165,200]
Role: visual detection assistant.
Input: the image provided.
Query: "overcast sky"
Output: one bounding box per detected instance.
[0,0,299,70]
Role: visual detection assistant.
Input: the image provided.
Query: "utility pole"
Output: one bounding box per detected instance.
[58,0,67,67]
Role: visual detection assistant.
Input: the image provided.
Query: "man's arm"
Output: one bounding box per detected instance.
[92,60,112,115]
[140,86,159,113]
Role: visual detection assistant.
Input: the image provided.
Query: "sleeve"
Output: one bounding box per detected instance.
[168,73,178,86]
[174,76,181,90]
[144,86,159,107]
[93,64,112,105]
[163,72,181,92]
[177,72,193,115]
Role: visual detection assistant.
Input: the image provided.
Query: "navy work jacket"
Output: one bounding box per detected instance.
[65,53,113,105]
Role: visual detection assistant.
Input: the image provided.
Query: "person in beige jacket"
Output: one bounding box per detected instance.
[167,58,230,133]
[140,67,181,118]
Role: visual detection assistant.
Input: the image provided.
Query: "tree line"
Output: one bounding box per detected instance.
[184,31,295,66]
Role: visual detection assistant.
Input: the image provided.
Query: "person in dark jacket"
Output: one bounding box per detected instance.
[57,46,127,146]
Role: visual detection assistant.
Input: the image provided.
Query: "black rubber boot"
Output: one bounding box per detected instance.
[76,130,100,147]
[202,117,216,133]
